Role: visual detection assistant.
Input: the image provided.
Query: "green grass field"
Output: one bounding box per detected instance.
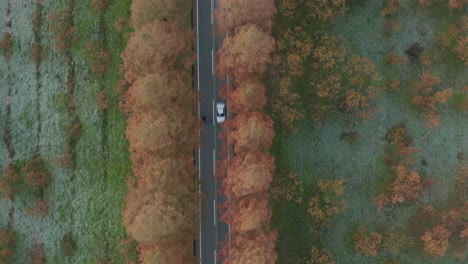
[267,1,467,263]
[0,0,137,262]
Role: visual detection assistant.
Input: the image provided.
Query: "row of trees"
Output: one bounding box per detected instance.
[121,1,198,263]
[214,1,278,263]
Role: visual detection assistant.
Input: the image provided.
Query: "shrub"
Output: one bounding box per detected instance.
[26,200,48,217]
[48,5,75,52]
[96,91,109,110]
[91,0,108,13]
[0,229,17,262]
[0,165,20,199]
[29,42,42,66]
[54,151,75,168]
[86,42,111,75]
[0,32,13,57]
[32,243,46,264]
[22,157,49,188]
[115,17,127,32]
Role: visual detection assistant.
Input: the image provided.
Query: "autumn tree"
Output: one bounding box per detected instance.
[305,0,348,22]
[138,238,196,264]
[225,81,267,114]
[353,228,383,256]
[421,225,451,257]
[126,109,197,161]
[130,0,189,30]
[411,72,453,126]
[216,23,275,81]
[307,178,348,222]
[270,169,304,204]
[448,0,464,10]
[0,229,16,262]
[221,193,272,233]
[218,229,278,264]
[309,32,380,121]
[230,112,274,153]
[125,72,192,114]
[307,246,335,264]
[275,26,314,76]
[214,0,277,33]
[121,20,192,83]
[223,151,274,198]
[124,184,197,243]
[375,165,428,209]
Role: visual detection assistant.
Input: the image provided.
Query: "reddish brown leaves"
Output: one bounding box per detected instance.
[214,0,277,33]
[230,112,274,153]
[221,194,272,233]
[353,228,383,256]
[216,24,275,81]
[218,230,278,264]
[223,152,274,198]
[421,225,451,257]
[225,81,267,114]
[121,20,191,83]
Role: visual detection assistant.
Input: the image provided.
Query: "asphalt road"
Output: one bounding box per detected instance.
[195,0,229,263]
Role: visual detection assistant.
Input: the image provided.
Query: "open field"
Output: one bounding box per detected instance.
[267,0,467,263]
[0,0,137,263]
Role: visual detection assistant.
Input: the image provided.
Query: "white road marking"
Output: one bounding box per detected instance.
[196,0,202,262]
[212,100,215,126]
[214,199,216,225]
[214,249,217,263]
[211,0,213,25]
[211,49,214,76]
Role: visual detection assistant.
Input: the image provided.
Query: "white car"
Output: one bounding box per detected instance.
[216,102,226,123]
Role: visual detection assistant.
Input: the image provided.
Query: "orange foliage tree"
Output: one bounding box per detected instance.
[411,72,453,126]
[375,165,427,209]
[124,186,197,243]
[126,110,197,162]
[218,229,278,264]
[230,112,275,153]
[138,237,195,264]
[307,178,348,222]
[216,23,275,81]
[125,72,191,114]
[121,20,192,83]
[130,0,188,30]
[214,0,277,33]
[223,152,274,198]
[353,228,383,256]
[421,225,451,257]
[221,193,272,233]
[225,81,267,114]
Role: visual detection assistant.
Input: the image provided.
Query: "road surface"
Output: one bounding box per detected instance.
[195,0,229,263]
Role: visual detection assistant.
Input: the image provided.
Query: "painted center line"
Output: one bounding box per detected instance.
[214,249,217,264]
